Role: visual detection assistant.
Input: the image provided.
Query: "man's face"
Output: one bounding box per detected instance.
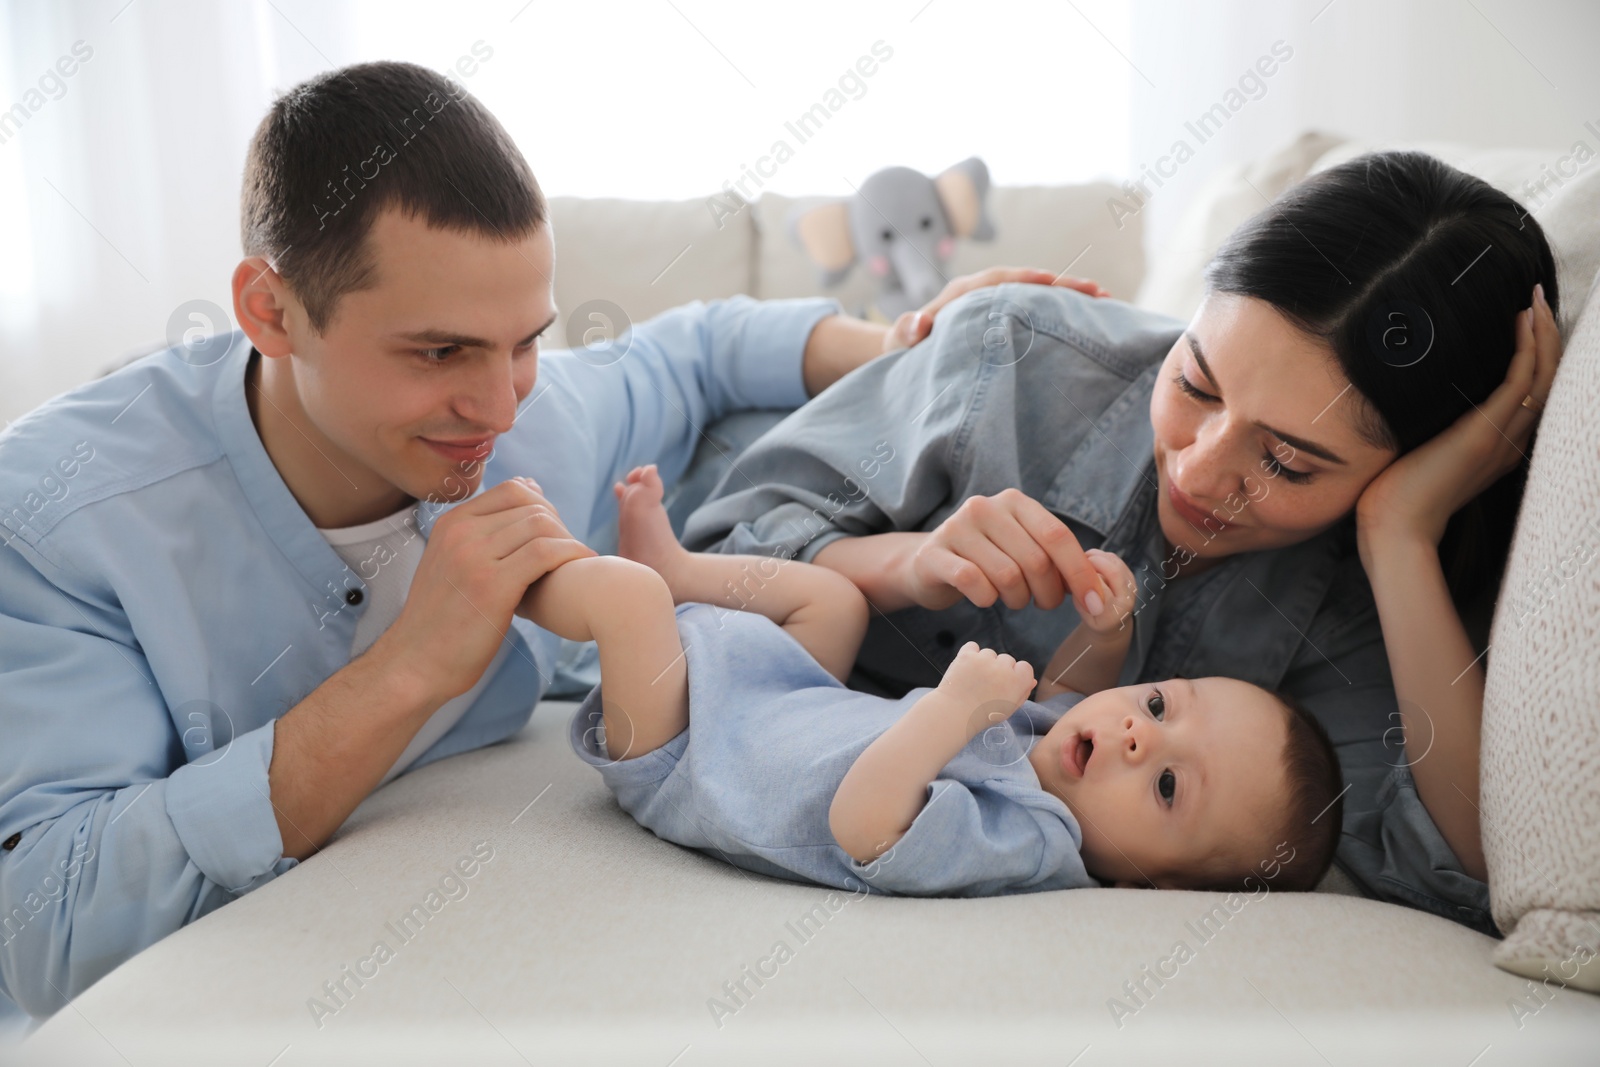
[1027,676,1290,887]
[281,208,556,507]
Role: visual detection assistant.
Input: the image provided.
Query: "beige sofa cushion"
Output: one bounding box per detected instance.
[1132,130,1345,320]
[21,700,1600,1065]
[755,182,1147,312]
[545,195,754,351]
[1481,265,1600,994]
[1133,133,1580,324]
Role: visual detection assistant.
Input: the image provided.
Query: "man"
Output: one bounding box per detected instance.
[0,60,896,1019]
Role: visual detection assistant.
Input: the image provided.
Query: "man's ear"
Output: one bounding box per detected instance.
[232,256,297,360]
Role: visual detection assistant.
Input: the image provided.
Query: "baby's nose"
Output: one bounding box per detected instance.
[1122,715,1157,761]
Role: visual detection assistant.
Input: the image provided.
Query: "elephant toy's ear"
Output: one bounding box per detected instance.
[935,156,996,241]
[788,201,857,286]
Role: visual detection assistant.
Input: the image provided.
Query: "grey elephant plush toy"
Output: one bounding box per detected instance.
[789,157,996,319]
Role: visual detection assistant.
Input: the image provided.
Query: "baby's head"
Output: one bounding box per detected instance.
[1029,677,1343,892]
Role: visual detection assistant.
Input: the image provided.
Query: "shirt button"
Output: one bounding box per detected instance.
[935,630,956,648]
[345,588,364,606]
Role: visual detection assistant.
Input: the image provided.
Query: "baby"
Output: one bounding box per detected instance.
[520,465,1344,896]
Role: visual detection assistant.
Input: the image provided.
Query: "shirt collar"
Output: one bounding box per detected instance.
[1037,360,1161,548]
[210,336,373,611]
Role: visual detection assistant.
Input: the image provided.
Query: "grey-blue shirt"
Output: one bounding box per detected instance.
[682,284,1494,932]
[570,602,1095,896]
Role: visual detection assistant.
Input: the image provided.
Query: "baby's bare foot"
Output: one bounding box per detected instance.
[615,465,686,583]
[938,642,1036,724]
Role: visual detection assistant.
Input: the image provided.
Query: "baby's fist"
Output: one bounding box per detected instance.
[938,642,1037,725]
[1078,548,1138,634]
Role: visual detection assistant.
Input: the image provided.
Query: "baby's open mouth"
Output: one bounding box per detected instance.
[1062,732,1094,778]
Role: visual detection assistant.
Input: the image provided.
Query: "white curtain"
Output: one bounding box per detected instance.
[0,0,313,424]
[0,0,1136,425]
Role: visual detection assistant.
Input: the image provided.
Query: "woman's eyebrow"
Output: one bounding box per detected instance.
[1261,424,1348,466]
[1182,332,1218,387]
[1183,332,1349,466]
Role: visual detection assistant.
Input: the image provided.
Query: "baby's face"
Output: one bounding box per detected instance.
[1026,677,1290,887]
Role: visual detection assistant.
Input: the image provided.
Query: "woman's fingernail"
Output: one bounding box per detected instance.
[1085,590,1104,615]
[1535,282,1546,306]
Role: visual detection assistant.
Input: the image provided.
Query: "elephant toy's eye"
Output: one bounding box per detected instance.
[880,228,894,242]
[920,216,933,230]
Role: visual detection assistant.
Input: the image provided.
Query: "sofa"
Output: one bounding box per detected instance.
[17,133,1600,1064]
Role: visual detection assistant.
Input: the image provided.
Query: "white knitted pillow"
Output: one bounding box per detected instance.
[1481,265,1600,994]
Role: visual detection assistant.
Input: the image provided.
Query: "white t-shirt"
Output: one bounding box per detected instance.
[317,503,509,786]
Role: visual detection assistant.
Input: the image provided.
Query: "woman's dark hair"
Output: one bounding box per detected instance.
[1204,150,1559,608]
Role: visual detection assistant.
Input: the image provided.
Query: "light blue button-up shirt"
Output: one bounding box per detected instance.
[0,295,839,1018]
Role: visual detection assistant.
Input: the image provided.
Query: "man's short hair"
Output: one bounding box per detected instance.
[241,60,546,332]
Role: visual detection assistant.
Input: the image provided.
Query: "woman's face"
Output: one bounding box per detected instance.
[1149,292,1398,564]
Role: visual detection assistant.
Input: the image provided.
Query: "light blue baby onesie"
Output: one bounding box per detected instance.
[569,602,1096,896]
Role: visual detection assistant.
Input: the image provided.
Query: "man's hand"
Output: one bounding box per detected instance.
[374,477,596,706]
[882,267,1110,353]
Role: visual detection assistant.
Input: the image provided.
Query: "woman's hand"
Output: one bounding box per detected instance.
[1356,283,1562,553]
[903,488,1102,614]
[882,267,1110,354]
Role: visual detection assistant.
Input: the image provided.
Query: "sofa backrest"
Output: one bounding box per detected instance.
[544,180,1145,348]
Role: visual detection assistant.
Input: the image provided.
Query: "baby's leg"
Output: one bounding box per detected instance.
[616,465,870,682]
[517,555,687,761]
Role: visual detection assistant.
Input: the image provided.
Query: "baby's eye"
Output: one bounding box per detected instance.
[1158,769,1176,805]
[1146,689,1166,720]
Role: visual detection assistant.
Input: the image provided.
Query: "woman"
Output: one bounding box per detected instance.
[681,151,1563,931]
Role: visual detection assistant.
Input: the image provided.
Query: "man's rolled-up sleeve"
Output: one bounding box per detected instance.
[0,546,295,1017]
[565,296,842,509]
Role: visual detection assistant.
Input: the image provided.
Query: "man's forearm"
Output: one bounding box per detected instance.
[266,646,441,859]
[802,314,889,397]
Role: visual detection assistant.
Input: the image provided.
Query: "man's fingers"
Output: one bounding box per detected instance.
[1052,274,1109,298]
[483,503,577,559]
[885,310,928,352]
[442,476,543,521]
[501,535,598,588]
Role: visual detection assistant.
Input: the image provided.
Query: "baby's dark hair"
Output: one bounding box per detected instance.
[1180,688,1344,894]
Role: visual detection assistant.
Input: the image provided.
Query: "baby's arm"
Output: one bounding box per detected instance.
[829,643,1035,863]
[1034,548,1139,701]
